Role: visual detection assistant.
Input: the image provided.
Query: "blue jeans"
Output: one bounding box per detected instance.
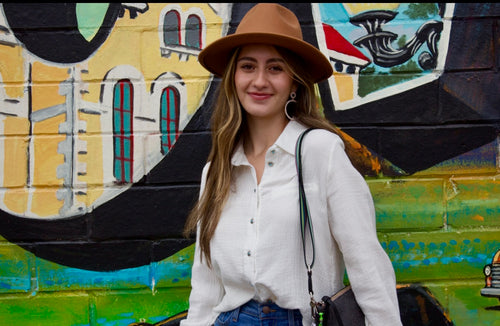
[213,300,303,326]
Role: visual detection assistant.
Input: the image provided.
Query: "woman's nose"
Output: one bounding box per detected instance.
[252,69,268,87]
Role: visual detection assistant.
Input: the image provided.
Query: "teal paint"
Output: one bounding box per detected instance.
[383,238,499,268]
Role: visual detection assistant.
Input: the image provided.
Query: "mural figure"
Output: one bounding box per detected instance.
[349,9,443,70]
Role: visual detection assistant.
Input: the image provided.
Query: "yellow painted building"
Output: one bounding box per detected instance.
[0,3,223,219]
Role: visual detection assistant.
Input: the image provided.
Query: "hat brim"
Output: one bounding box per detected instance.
[198,32,333,83]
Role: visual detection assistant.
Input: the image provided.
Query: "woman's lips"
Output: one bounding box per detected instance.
[249,92,272,100]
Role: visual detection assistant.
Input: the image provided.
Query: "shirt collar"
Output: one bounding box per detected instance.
[231,120,308,166]
[231,141,248,166]
[275,120,308,155]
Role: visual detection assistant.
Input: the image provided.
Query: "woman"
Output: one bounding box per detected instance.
[181,3,402,326]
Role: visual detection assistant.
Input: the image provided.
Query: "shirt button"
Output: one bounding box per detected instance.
[271,149,276,154]
[247,250,251,256]
[267,162,274,167]
[250,218,254,224]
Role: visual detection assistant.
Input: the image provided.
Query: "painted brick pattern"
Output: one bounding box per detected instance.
[0,3,498,325]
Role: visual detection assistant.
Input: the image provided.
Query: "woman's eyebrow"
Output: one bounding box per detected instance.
[237,56,257,63]
[237,57,285,64]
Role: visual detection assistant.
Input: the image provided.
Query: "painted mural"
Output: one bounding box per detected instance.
[0,3,498,325]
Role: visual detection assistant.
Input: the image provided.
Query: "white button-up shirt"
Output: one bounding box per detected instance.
[181,120,402,326]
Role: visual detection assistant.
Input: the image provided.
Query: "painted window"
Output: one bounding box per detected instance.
[160,86,180,155]
[164,10,181,46]
[185,14,202,49]
[113,79,134,183]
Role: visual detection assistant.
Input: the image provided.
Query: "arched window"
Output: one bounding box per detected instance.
[113,79,134,183]
[160,86,180,155]
[164,10,181,46]
[185,14,202,49]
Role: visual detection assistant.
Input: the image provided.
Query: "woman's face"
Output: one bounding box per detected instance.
[234,44,296,123]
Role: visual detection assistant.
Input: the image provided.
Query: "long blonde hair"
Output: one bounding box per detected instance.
[183,46,353,266]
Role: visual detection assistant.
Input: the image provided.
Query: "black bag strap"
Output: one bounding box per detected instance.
[295,128,316,270]
[295,127,318,316]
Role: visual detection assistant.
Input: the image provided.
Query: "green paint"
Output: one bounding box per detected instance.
[380,230,500,282]
[0,243,31,293]
[0,292,89,325]
[76,3,109,42]
[33,244,195,292]
[92,288,190,325]
[438,282,500,326]
[358,68,423,97]
[369,179,444,230]
[155,244,194,288]
[403,3,439,19]
[447,179,500,228]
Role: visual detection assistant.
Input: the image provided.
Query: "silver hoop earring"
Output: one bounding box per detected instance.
[285,92,297,120]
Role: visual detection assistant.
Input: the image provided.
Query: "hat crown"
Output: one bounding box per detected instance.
[235,3,303,40]
[198,3,333,82]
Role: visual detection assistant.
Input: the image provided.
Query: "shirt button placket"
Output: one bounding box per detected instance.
[267,147,276,168]
[245,184,258,277]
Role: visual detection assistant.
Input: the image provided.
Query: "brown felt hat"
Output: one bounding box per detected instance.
[198,3,333,83]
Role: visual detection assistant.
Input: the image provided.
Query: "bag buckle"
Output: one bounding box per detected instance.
[312,297,327,326]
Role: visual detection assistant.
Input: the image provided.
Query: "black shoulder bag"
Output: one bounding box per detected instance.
[295,128,365,326]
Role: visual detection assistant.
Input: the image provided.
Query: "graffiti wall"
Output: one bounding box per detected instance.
[0,3,498,325]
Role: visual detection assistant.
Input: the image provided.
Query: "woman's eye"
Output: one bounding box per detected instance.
[269,65,284,72]
[239,63,254,71]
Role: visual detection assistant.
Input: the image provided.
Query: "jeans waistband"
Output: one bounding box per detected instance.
[214,300,303,326]
[239,299,301,319]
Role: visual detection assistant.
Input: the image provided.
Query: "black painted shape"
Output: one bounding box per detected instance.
[397,284,454,325]
[451,3,500,18]
[328,79,499,174]
[21,239,194,271]
[145,133,211,185]
[0,211,88,242]
[31,238,195,271]
[33,240,153,271]
[2,3,121,63]
[152,238,195,262]
[378,125,497,175]
[90,186,198,240]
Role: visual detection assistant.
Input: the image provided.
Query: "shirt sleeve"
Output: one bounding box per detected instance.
[324,134,402,326]
[180,163,225,326]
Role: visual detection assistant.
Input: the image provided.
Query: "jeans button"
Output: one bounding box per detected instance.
[262,306,271,314]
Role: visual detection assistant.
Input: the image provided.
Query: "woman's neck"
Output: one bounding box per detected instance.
[244,116,287,153]
[243,116,288,183]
